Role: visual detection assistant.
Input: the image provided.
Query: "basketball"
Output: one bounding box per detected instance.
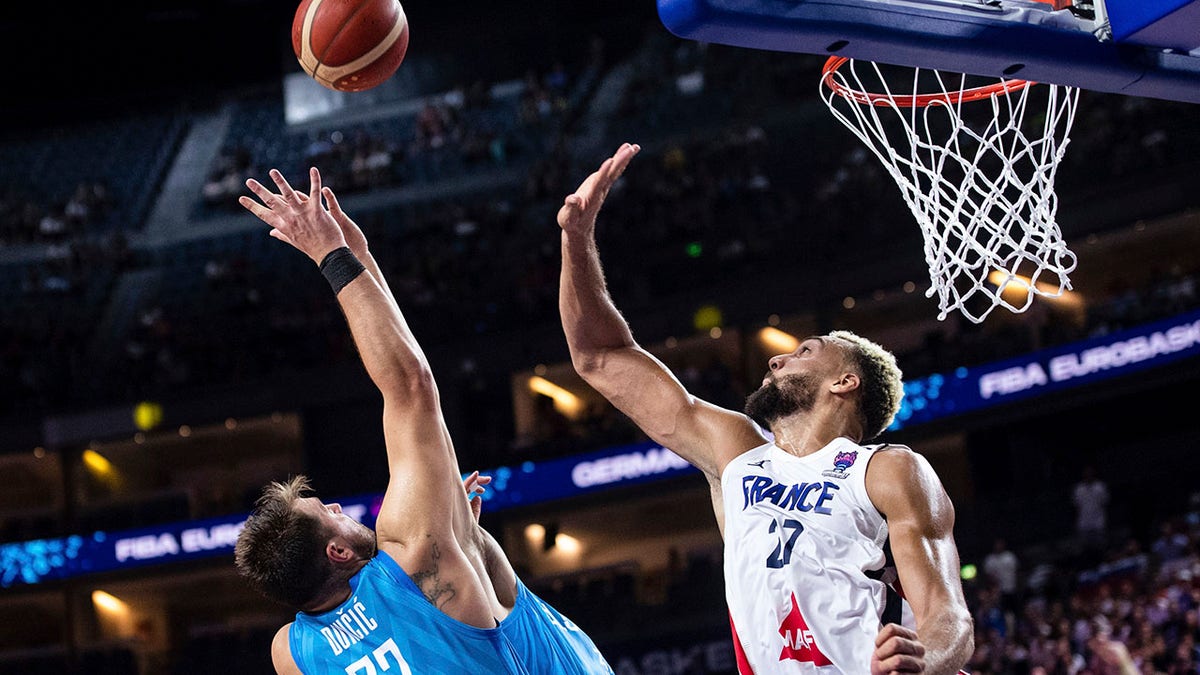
[292,0,410,92]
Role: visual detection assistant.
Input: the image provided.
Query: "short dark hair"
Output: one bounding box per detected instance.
[829,330,904,441]
[234,475,331,609]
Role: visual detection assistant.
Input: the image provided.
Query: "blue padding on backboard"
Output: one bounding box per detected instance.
[1107,0,1195,43]
[1108,0,1200,51]
[656,0,1200,104]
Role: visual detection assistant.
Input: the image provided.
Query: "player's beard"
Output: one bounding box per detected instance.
[744,373,819,429]
[348,521,379,560]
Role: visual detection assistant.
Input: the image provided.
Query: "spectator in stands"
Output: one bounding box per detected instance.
[233,167,612,674]
[204,144,259,211]
[1074,464,1111,554]
[984,537,1022,617]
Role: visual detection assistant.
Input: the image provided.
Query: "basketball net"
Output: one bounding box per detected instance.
[821,57,1081,323]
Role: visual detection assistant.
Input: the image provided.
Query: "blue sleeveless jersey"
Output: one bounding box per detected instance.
[289,550,612,674]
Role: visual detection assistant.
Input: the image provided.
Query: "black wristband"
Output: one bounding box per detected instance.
[318,247,366,295]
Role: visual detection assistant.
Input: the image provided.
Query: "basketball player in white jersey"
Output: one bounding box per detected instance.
[556,143,973,674]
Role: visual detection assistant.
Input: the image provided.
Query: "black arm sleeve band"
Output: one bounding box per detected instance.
[318,246,367,295]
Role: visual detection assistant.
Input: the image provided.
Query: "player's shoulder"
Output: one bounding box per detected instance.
[863,443,935,484]
[271,623,302,675]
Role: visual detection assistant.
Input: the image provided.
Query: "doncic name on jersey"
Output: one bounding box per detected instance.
[321,596,380,656]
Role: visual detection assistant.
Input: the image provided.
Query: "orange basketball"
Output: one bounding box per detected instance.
[292,0,410,92]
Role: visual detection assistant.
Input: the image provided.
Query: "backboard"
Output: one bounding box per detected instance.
[656,0,1200,104]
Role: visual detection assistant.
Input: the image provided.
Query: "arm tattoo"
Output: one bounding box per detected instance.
[410,539,457,608]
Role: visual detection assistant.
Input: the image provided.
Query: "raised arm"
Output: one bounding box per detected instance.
[866,447,974,675]
[239,169,470,549]
[557,144,765,481]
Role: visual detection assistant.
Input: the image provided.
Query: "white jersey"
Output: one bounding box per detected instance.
[722,438,914,674]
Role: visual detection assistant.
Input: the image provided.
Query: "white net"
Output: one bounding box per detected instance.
[820,57,1082,323]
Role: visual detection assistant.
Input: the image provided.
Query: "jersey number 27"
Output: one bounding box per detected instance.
[766,519,804,568]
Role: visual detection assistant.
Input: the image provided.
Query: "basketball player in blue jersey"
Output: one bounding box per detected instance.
[234,167,613,675]
[557,144,973,674]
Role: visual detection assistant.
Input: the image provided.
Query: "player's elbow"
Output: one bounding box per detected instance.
[570,350,628,401]
[570,347,611,379]
[377,363,437,404]
[951,608,975,659]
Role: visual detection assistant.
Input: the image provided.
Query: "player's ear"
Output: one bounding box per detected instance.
[831,371,860,394]
[326,539,355,564]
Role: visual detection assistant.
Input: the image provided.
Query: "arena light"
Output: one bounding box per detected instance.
[524,523,546,544]
[82,449,114,478]
[132,401,163,431]
[554,533,583,555]
[988,270,1082,308]
[693,305,723,331]
[92,590,128,615]
[759,327,800,353]
[528,376,583,418]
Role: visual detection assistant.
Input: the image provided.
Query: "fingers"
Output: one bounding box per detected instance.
[322,186,343,216]
[464,471,491,496]
[569,142,640,213]
[873,624,925,674]
[875,623,919,647]
[238,195,274,224]
[241,176,290,226]
[308,166,322,201]
[873,653,924,674]
[605,142,640,181]
[268,229,295,246]
[269,168,298,201]
[575,159,613,201]
[591,143,639,193]
[322,186,358,234]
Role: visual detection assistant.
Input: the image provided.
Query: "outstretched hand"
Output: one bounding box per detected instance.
[556,142,640,237]
[239,167,349,265]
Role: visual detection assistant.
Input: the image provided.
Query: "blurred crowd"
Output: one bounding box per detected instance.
[966,499,1200,674]
[0,180,114,246]
[200,59,593,213]
[2,90,1199,455]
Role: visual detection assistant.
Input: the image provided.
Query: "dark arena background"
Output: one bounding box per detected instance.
[2,1,1200,673]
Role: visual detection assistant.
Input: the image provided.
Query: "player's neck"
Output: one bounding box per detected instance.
[300,560,370,614]
[770,416,860,458]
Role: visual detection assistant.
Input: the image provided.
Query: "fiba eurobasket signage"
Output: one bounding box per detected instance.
[0,442,696,589]
[6,310,1198,588]
[0,499,381,589]
[469,442,698,513]
[892,307,1200,430]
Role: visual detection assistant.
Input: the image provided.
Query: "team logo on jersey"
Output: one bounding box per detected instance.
[821,450,858,479]
[778,593,832,666]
